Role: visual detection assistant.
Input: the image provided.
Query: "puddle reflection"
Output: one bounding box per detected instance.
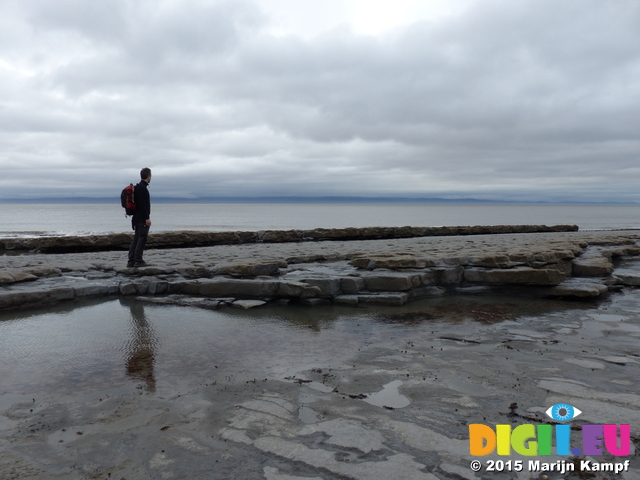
[0,294,605,401]
[122,300,157,392]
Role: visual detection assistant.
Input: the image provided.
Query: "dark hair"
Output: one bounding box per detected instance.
[140,167,151,180]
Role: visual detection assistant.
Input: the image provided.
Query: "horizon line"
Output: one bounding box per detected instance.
[0,196,638,206]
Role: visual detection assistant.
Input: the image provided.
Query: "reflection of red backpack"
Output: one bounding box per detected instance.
[120,183,136,216]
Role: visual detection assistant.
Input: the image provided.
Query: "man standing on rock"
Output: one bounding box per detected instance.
[128,167,152,268]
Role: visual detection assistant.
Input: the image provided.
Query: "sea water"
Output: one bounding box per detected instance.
[0,204,639,238]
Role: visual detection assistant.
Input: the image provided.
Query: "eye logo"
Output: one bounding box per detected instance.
[546,403,582,422]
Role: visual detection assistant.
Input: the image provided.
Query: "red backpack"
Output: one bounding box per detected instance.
[120,183,136,216]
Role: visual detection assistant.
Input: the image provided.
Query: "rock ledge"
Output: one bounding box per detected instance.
[2,228,640,311]
[1,224,578,253]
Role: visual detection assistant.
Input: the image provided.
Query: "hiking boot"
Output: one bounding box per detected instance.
[127,262,135,268]
[133,261,149,267]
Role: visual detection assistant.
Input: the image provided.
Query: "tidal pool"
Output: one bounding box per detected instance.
[0,295,597,401]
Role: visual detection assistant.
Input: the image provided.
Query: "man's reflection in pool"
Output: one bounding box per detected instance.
[122,299,157,392]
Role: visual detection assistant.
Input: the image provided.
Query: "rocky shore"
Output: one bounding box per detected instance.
[0,224,579,253]
[2,226,640,312]
[3,227,640,479]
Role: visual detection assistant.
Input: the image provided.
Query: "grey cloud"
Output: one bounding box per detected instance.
[27,0,128,43]
[0,0,639,202]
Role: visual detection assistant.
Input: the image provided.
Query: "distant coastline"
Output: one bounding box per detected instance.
[0,196,638,206]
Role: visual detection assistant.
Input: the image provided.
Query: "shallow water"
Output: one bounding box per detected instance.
[0,295,598,401]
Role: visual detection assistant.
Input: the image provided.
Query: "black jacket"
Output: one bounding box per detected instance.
[132,180,150,225]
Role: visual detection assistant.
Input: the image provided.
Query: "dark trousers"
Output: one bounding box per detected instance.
[128,223,150,264]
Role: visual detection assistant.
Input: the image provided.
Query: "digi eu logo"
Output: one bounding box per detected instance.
[546,403,581,422]
[469,403,631,457]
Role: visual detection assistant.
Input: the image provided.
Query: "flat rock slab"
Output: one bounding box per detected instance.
[196,278,280,298]
[358,271,425,291]
[464,266,566,285]
[333,295,359,305]
[219,262,281,277]
[612,269,640,286]
[572,256,614,276]
[233,299,267,309]
[545,278,609,297]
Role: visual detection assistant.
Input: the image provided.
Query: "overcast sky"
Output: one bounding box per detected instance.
[1,0,639,202]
